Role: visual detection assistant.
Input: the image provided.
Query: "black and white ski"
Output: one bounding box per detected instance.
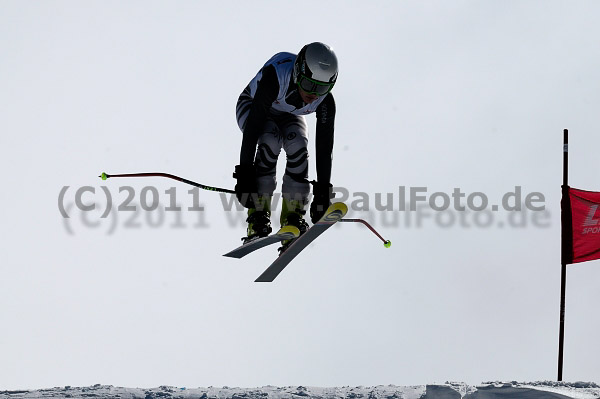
[223,225,300,259]
[255,202,348,282]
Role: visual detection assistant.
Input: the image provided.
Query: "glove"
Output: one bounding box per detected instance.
[233,164,258,209]
[310,180,335,223]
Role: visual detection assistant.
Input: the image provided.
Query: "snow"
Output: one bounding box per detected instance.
[1,382,599,399]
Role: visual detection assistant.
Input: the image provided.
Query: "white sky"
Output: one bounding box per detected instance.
[1,0,600,390]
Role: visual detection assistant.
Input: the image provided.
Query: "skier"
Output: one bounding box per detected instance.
[233,42,338,249]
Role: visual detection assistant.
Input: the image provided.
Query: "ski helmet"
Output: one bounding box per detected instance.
[293,42,338,96]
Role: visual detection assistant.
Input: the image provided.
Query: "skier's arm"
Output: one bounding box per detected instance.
[315,93,336,185]
[239,65,279,166]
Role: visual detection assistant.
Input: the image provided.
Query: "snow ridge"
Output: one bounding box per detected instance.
[1,382,599,399]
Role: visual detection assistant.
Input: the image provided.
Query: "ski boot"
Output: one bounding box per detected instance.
[242,196,273,245]
[278,197,309,255]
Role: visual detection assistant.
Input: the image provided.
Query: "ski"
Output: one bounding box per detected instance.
[223,225,300,259]
[255,202,348,282]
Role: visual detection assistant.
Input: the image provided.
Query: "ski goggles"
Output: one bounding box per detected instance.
[297,75,335,96]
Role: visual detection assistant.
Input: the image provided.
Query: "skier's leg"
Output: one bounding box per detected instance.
[254,120,282,198]
[244,120,286,241]
[280,113,310,209]
[236,95,284,241]
[236,92,282,198]
[277,114,310,249]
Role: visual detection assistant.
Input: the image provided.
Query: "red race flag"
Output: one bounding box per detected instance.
[564,187,600,263]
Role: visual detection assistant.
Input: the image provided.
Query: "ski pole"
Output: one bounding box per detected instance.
[99,172,236,194]
[339,218,392,248]
[99,172,391,247]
